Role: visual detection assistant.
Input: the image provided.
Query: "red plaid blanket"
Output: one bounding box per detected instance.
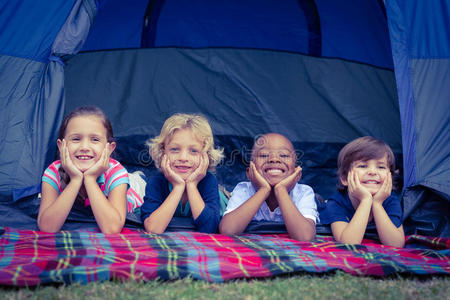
[0,227,448,286]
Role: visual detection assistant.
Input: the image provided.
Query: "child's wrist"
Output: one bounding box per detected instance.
[83,175,97,184]
[359,195,373,203]
[185,181,198,189]
[274,184,288,195]
[172,182,186,190]
[257,186,271,196]
[68,176,83,186]
[371,201,384,209]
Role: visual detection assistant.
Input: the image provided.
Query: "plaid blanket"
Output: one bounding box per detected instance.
[0,226,448,286]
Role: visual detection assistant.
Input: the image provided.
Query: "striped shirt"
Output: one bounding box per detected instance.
[42,159,143,213]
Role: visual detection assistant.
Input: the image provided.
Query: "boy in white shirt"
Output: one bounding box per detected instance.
[219,133,317,241]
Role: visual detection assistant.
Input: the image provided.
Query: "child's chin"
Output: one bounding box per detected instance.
[75,163,93,173]
[175,172,191,180]
[368,188,380,196]
[266,178,283,186]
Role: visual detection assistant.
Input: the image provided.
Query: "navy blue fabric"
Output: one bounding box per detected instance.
[140,172,221,233]
[154,0,308,53]
[141,0,166,48]
[0,0,75,61]
[0,0,98,199]
[319,191,403,228]
[64,48,401,148]
[297,0,321,57]
[410,59,450,196]
[315,0,393,69]
[81,0,393,68]
[387,0,450,197]
[402,1,450,58]
[64,47,401,200]
[82,0,149,50]
[0,56,63,197]
[52,0,98,57]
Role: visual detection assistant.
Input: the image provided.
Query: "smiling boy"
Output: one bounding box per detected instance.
[319,136,405,247]
[219,133,317,241]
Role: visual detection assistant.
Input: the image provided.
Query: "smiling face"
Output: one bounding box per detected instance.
[58,115,110,172]
[251,134,296,186]
[342,155,390,196]
[164,128,203,180]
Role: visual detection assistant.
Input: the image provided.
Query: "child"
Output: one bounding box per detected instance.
[219,133,318,241]
[38,106,142,234]
[141,113,224,233]
[320,136,405,247]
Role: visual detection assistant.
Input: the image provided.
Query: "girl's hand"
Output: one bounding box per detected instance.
[275,166,302,192]
[84,143,111,179]
[59,139,83,180]
[246,161,271,191]
[347,170,372,204]
[186,152,209,186]
[161,155,185,187]
[373,171,392,205]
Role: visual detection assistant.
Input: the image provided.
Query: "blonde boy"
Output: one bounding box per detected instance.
[141,113,224,233]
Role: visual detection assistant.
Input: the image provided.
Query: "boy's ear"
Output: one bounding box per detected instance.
[340,175,349,187]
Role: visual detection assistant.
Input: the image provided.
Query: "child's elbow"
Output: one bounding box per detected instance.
[385,238,405,248]
[144,218,165,234]
[37,220,60,233]
[290,228,316,242]
[38,225,59,233]
[219,221,240,235]
[219,227,237,235]
[146,226,164,234]
[101,224,124,234]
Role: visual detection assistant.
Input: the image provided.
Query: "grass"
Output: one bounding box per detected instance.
[1,271,448,300]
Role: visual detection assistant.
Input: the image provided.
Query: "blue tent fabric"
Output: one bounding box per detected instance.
[63,47,400,197]
[386,0,449,236]
[0,0,448,236]
[82,0,393,69]
[0,0,75,62]
[387,0,450,194]
[0,0,97,199]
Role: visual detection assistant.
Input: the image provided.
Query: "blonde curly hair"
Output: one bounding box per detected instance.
[147,113,224,172]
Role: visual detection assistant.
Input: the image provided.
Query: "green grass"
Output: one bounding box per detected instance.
[1,271,448,300]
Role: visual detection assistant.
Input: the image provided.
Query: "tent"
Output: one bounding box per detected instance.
[0,0,448,236]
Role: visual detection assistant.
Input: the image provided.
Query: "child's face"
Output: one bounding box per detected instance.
[252,134,296,186]
[58,116,110,172]
[164,128,203,180]
[343,155,390,196]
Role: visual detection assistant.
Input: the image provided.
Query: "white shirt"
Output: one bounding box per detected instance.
[224,182,318,223]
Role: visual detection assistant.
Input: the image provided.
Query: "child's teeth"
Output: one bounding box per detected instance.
[267,169,282,174]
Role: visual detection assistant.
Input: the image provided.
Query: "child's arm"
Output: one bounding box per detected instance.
[189,175,221,233]
[38,141,83,232]
[38,180,82,232]
[331,171,373,244]
[144,155,186,233]
[372,174,405,247]
[275,167,316,241]
[185,152,209,219]
[219,162,271,235]
[84,144,127,234]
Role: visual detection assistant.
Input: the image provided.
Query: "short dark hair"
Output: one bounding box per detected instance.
[337,136,396,192]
